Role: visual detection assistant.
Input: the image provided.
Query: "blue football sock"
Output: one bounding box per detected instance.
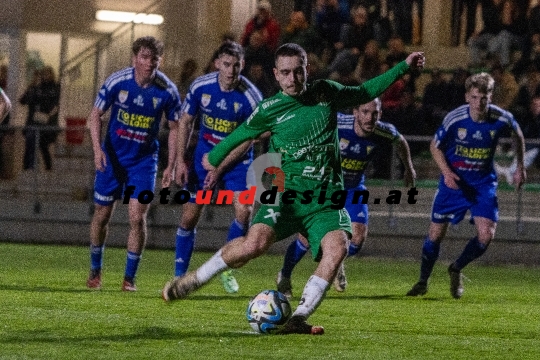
[419,237,440,283]
[175,226,195,277]
[90,244,104,271]
[281,238,308,278]
[124,251,141,282]
[453,236,488,271]
[227,219,247,242]
[347,243,362,257]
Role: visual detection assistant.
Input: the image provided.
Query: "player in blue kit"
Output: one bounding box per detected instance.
[275,98,417,298]
[173,41,263,293]
[87,36,182,291]
[406,72,526,299]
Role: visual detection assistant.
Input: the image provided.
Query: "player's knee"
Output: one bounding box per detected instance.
[129,214,147,230]
[92,205,113,225]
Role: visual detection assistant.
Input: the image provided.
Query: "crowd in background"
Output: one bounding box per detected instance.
[174,0,540,176]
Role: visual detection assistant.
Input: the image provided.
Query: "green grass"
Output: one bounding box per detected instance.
[1,243,539,360]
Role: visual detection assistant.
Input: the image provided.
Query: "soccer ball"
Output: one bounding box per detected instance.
[246,289,292,334]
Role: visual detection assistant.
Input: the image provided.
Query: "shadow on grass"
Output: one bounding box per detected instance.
[324,293,443,301]
[0,326,250,345]
[0,284,91,294]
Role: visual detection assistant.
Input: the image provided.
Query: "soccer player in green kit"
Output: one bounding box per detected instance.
[163,43,425,334]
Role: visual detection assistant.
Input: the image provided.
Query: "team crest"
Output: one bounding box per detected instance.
[201,94,211,107]
[118,90,128,103]
[339,138,349,150]
[490,130,496,139]
[153,97,162,109]
[366,146,374,155]
[458,128,467,140]
[234,102,242,113]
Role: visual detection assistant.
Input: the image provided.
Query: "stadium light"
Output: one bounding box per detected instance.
[95,10,164,25]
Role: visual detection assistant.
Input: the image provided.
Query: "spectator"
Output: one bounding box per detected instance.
[20,66,60,171]
[280,11,322,55]
[353,39,383,82]
[240,0,281,53]
[510,64,540,121]
[490,62,519,109]
[314,0,350,65]
[246,63,277,99]
[467,0,504,68]
[388,0,424,45]
[495,94,540,184]
[328,5,375,76]
[243,30,275,82]
[306,53,328,83]
[385,36,409,67]
[513,3,540,78]
[421,69,450,134]
[447,67,471,110]
[177,59,198,101]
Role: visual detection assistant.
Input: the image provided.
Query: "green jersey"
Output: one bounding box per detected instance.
[208,60,409,194]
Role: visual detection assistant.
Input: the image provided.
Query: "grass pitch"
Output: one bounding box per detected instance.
[0,243,539,360]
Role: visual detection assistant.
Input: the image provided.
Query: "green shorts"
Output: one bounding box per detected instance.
[252,200,352,261]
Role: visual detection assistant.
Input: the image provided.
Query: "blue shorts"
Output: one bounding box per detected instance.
[431,183,499,224]
[344,187,369,225]
[93,154,157,206]
[186,157,250,203]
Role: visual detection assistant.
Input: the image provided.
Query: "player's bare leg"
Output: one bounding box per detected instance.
[163,223,275,301]
[87,203,115,289]
[220,192,253,293]
[280,230,348,335]
[122,199,150,291]
[448,217,496,299]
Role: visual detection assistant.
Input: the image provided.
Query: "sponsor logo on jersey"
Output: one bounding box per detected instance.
[117,109,154,129]
[246,107,259,125]
[339,138,349,150]
[115,128,148,143]
[276,111,295,124]
[216,99,227,110]
[341,158,366,171]
[473,130,483,140]
[202,114,238,133]
[455,144,491,159]
[350,144,362,154]
[458,128,467,140]
[118,90,128,103]
[153,97,162,109]
[263,208,281,223]
[234,102,242,113]
[261,98,281,109]
[201,94,211,107]
[133,94,144,107]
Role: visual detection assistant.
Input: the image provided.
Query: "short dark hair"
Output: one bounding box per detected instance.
[132,36,164,57]
[216,41,244,59]
[275,43,307,66]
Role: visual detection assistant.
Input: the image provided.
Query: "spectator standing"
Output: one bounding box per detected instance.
[20,66,60,171]
[240,0,281,54]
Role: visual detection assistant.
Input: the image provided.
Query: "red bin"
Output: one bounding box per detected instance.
[65,117,86,145]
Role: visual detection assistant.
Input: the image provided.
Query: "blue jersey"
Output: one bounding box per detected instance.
[181,72,262,164]
[434,104,519,187]
[94,67,181,165]
[337,113,400,189]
